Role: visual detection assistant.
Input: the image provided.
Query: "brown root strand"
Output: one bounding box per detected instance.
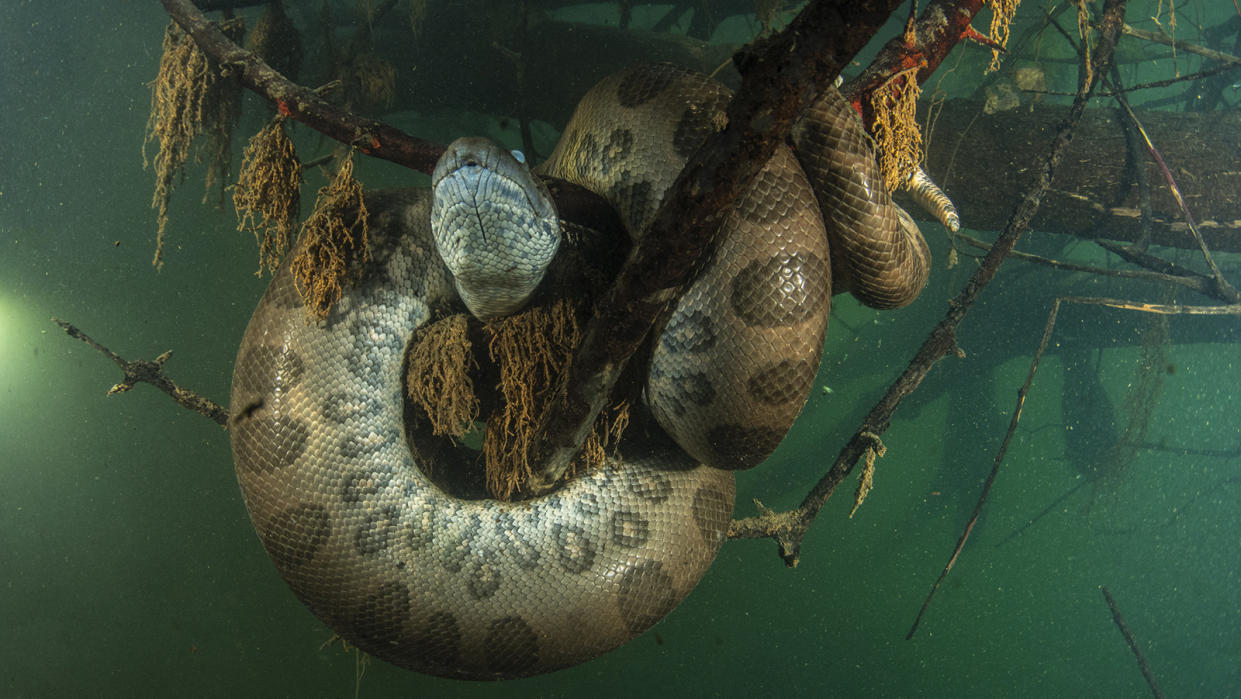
[870,66,924,192]
[483,299,581,500]
[246,0,303,81]
[144,21,213,269]
[235,118,303,275]
[406,313,479,439]
[986,0,1021,73]
[291,152,369,320]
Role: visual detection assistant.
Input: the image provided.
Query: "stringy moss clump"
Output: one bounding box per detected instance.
[849,433,886,518]
[343,52,397,110]
[143,19,242,268]
[234,118,303,275]
[247,0,303,81]
[986,0,1021,73]
[406,298,629,500]
[291,151,368,319]
[407,0,430,41]
[484,299,582,500]
[870,66,923,193]
[406,314,480,438]
[579,401,631,474]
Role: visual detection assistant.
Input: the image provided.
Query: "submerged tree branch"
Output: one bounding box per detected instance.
[845,0,990,105]
[1102,586,1168,699]
[162,0,443,174]
[901,0,1129,639]
[52,318,229,427]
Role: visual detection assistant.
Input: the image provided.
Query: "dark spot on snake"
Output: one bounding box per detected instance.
[650,369,716,418]
[395,611,462,676]
[659,309,717,354]
[729,252,830,328]
[349,581,411,653]
[260,502,331,570]
[233,413,310,475]
[610,507,650,549]
[553,521,597,574]
[597,128,634,178]
[610,179,654,229]
[350,585,470,677]
[466,554,503,600]
[632,471,673,503]
[615,64,682,107]
[616,560,679,634]
[347,316,404,388]
[746,358,817,406]
[484,616,540,677]
[705,423,786,470]
[342,470,392,504]
[339,425,395,458]
[573,490,602,519]
[323,392,383,425]
[574,132,600,181]
[355,505,401,556]
[493,511,541,570]
[691,483,732,545]
[542,494,565,514]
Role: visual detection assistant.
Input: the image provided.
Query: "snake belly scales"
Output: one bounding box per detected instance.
[229,64,930,680]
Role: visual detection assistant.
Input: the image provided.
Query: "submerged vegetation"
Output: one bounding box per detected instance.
[143,18,242,269]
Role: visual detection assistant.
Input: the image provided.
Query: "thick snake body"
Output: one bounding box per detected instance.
[229,64,929,680]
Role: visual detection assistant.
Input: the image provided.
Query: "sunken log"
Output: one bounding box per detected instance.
[921,98,1241,252]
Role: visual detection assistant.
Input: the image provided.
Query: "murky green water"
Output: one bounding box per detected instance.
[3,2,1238,696]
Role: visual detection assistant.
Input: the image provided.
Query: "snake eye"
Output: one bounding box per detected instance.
[510,149,526,164]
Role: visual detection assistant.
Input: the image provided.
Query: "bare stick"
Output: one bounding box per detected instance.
[160,0,444,174]
[952,232,1222,296]
[900,0,1131,637]
[1101,586,1167,699]
[904,287,1233,637]
[52,318,229,427]
[904,294,1064,639]
[1123,23,1241,65]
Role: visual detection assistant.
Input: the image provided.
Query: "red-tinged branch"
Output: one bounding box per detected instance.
[843,0,989,107]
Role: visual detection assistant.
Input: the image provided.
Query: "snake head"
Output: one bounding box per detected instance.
[431,137,561,321]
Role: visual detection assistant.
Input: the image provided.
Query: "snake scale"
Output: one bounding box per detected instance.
[229,64,930,680]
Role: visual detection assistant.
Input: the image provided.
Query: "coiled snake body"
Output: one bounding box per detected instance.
[229,65,929,680]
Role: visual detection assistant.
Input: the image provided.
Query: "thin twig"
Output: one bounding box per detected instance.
[1123,23,1241,65]
[52,318,229,427]
[1109,96,1241,302]
[904,292,1064,639]
[952,232,1221,295]
[905,287,1236,636]
[900,0,1129,638]
[1101,586,1167,699]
